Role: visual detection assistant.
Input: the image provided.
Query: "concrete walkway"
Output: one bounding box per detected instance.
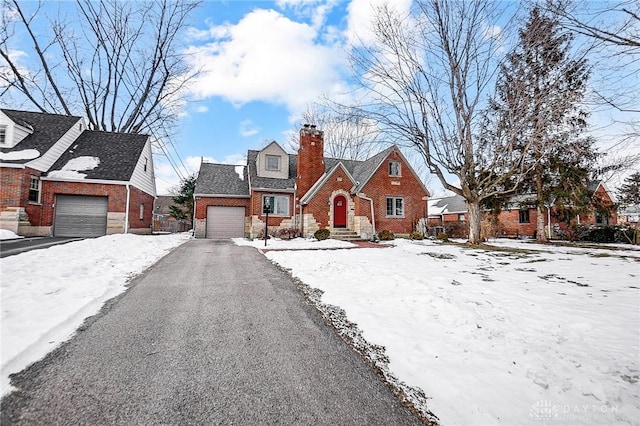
[1,239,421,425]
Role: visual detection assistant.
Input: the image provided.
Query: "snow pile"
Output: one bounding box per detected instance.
[235,165,245,181]
[0,149,40,161]
[1,232,190,396]
[233,237,356,250]
[266,238,640,425]
[48,156,100,179]
[0,230,23,240]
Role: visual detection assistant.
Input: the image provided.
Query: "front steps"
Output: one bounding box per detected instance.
[330,229,364,241]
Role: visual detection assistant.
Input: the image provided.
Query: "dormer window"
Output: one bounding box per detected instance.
[266,154,281,171]
[389,161,401,177]
[0,125,6,145]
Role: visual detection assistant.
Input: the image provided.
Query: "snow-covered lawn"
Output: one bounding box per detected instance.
[1,233,190,396]
[0,230,23,240]
[264,238,640,425]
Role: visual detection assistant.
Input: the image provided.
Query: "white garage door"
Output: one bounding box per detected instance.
[206,206,245,239]
[54,195,108,237]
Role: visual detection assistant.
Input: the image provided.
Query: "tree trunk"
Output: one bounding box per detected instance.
[467,200,482,245]
[535,165,548,242]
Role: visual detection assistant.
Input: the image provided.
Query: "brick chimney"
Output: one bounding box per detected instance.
[296,124,324,199]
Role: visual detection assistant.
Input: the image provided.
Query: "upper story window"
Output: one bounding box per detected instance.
[519,209,530,224]
[389,161,401,177]
[0,125,7,145]
[266,155,281,171]
[28,176,41,203]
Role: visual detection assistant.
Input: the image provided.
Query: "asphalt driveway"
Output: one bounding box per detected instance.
[0,237,83,258]
[1,239,422,425]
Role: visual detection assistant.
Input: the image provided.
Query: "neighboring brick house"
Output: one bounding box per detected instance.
[0,109,156,237]
[428,181,617,239]
[194,125,429,239]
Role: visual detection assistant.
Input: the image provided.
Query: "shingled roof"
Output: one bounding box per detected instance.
[428,195,468,216]
[0,109,82,164]
[48,131,148,181]
[195,163,250,196]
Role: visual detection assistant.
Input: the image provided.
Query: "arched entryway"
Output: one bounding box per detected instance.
[333,195,347,228]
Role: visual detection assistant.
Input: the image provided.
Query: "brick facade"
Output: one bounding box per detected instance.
[0,170,154,236]
[359,149,428,234]
[296,126,325,198]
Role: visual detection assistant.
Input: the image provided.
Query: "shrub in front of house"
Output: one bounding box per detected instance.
[378,230,395,240]
[314,229,331,241]
[410,231,424,240]
[278,227,299,240]
[437,232,449,241]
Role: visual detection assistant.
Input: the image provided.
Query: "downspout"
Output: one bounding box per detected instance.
[124,183,130,233]
[357,193,376,238]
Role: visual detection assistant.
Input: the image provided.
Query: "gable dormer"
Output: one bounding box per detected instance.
[256,141,289,179]
[0,109,33,149]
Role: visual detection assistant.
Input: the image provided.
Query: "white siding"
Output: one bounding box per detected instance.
[256,141,289,179]
[129,139,156,197]
[0,110,32,148]
[27,118,85,172]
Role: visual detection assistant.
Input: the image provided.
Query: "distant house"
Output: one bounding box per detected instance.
[193,125,429,239]
[153,195,191,233]
[427,181,617,239]
[0,109,156,237]
[618,204,640,225]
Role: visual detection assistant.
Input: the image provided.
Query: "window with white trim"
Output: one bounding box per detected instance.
[519,209,530,224]
[0,125,7,145]
[386,197,404,217]
[140,204,145,220]
[266,155,281,171]
[262,195,289,216]
[389,161,401,176]
[28,176,41,203]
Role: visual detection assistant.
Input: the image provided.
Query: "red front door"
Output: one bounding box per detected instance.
[334,195,347,228]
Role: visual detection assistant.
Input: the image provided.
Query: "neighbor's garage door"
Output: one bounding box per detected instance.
[206,206,245,238]
[54,195,108,237]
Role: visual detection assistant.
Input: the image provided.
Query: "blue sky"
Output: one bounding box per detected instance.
[2,1,637,196]
[157,0,390,194]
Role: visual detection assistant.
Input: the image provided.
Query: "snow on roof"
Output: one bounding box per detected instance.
[235,165,245,181]
[48,156,100,179]
[0,149,40,161]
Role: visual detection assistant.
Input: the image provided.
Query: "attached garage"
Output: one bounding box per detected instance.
[54,195,108,237]
[206,206,245,238]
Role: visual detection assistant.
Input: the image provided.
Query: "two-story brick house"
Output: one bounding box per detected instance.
[0,109,156,237]
[194,125,429,239]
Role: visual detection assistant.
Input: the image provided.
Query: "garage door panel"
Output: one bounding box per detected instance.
[206,206,245,239]
[55,195,108,237]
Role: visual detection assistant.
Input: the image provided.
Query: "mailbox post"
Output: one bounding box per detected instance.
[263,197,273,247]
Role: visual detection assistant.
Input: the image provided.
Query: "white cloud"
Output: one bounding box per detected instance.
[193,105,208,113]
[185,8,348,115]
[239,119,259,137]
[344,0,412,47]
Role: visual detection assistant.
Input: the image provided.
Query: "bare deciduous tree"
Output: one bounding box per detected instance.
[287,102,385,161]
[0,0,200,141]
[350,0,539,244]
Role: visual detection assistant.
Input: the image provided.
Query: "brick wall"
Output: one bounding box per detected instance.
[128,185,155,234]
[303,167,354,229]
[296,126,325,199]
[360,149,428,234]
[0,167,35,209]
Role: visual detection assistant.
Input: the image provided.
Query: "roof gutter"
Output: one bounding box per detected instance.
[124,183,130,233]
